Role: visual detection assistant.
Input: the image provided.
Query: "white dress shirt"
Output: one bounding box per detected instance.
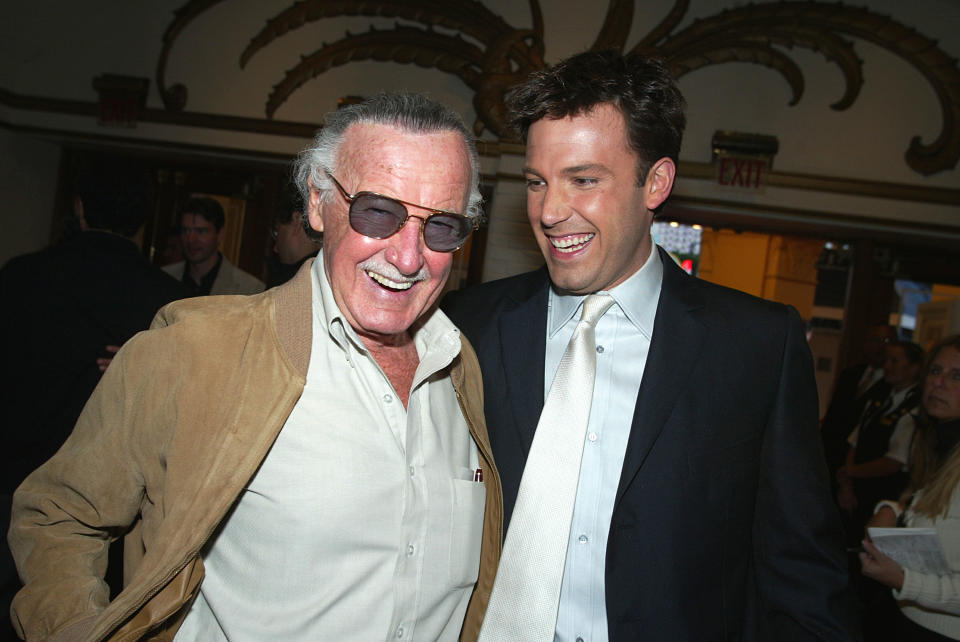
[175,255,485,641]
[547,248,663,642]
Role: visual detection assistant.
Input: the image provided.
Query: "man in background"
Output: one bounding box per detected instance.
[163,196,265,296]
[266,182,321,287]
[821,324,899,489]
[0,160,188,637]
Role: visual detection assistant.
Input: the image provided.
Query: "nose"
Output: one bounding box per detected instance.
[385,215,426,276]
[536,185,571,228]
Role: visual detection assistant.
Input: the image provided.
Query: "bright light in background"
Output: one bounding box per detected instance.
[651,221,702,276]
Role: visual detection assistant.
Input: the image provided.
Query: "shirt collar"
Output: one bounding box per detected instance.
[888,383,918,407]
[547,244,663,340]
[310,251,461,364]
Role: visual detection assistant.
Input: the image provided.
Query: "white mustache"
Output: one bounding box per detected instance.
[359,259,429,284]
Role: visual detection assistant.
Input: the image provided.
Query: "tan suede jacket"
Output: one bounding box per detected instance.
[9,262,502,641]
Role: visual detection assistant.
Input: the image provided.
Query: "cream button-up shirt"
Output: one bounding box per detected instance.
[176,255,485,641]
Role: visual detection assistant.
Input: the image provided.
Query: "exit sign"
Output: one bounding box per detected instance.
[715,154,771,190]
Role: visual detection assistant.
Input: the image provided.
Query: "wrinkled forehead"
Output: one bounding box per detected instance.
[335,123,471,189]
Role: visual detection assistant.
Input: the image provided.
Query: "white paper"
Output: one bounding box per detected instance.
[868,527,950,575]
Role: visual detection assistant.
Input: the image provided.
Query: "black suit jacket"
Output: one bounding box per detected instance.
[0,231,189,494]
[442,248,858,641]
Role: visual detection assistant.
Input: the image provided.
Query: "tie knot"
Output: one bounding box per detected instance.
[579,293,614,328]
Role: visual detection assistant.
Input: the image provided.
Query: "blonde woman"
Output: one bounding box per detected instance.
[862,335,960,640]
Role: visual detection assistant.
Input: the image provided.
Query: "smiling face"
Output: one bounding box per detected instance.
[924,346,960,421]
[307,123,470,346]
[523,103,676,295]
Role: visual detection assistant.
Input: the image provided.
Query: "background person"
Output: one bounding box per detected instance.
[266,182,320,288]
[861,335,960,641]
[822,324,900,490]
[839,340,926,535]
[163,196,265,296]
[0,160,188,637]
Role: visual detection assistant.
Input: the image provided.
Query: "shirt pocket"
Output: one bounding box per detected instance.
[449,471,486,588]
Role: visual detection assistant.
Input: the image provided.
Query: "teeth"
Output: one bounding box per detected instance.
[551,234,594,253]
[367,270,413,290]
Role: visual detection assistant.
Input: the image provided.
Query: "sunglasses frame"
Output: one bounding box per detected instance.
[323,171,477,252]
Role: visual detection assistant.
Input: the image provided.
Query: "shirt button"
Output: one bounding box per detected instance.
[383,394,393,403]
[578,534,588,544]
[588,432,598,442]
[407,544,415,556]
[576,637,585,642]
[408,466,415,477]
[396,626,404,638]
[596,345,604,354]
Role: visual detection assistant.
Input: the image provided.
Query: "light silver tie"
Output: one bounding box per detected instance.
[480,293,614,641]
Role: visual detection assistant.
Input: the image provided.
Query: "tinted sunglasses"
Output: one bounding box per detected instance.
[325,172,477,252]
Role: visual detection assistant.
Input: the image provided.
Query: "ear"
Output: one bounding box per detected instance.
[306,178,325,234]
[642,157,676,211]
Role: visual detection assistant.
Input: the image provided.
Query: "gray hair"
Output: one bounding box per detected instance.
[293,93,483,227]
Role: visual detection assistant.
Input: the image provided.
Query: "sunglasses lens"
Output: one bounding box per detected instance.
[347,190,473,252]
[422,213,473,252]
[348,193,407,238]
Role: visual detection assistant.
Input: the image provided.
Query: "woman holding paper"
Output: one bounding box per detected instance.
[862,334,960,640]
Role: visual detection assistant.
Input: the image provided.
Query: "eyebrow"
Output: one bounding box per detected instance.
[522,163,611,176]
[561,163,610,176]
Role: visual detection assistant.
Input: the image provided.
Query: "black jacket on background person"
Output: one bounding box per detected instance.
[1,230,188,495]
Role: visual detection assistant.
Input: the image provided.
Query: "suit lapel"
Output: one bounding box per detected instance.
[498,271,550,455]
[615,251,707,510]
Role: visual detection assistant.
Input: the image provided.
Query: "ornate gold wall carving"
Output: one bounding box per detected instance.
[156,0,960,175]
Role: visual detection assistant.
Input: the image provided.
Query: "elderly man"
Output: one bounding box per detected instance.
[443,51,857,640]
[9,93,501,641]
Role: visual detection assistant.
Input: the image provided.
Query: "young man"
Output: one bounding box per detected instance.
[444,51,857,641]
[163,197,265,296]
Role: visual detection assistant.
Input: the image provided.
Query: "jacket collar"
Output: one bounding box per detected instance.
[272,258,315,378]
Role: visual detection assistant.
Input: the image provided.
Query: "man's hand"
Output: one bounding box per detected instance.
[96,345,121,372]
[860,539,905,590]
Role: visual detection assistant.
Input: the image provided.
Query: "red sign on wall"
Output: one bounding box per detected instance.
[715,154,771,190]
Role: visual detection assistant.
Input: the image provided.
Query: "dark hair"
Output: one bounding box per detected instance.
[889,339,925,366]
[181,197,225,231]
[506,50,686,182]
[274,182,303,225]
[73,159,151,237]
